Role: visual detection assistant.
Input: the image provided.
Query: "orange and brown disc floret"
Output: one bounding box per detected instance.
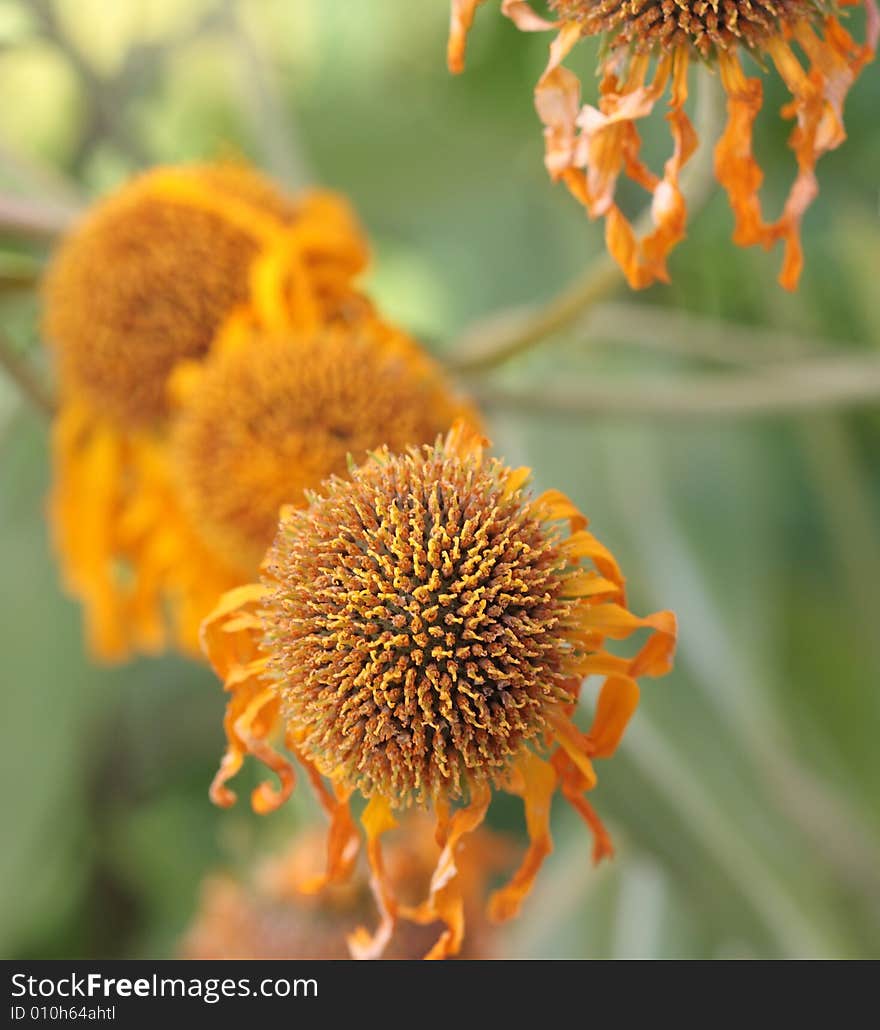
[202,421,677,959]
[448,0,878,290]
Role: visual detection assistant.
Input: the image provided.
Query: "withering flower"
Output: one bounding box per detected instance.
[181,818,508,960]
[449,0,878,289]
[202,421,677,958]
[170,317,476,574]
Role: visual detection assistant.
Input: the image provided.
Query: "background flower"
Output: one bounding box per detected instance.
[180,818,507,959]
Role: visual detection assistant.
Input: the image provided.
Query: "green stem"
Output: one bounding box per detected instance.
[447,72,724,374]
[0,333,55,416]
[473,354,880,419]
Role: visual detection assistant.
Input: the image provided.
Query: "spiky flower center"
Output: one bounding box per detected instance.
[173,330,469,573]
[261,442,580,806]
[550,0,815,56]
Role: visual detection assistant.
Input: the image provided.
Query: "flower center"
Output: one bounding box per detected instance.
[550,0,815,56]
[261,444,578,806]
[44,164,299,427]
[173,328,470,573]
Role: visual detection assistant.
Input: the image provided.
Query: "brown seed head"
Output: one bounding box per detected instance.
[261,436,580,806]
[172,325,474,574]
[551,0,816,57]
[43,163,365,426]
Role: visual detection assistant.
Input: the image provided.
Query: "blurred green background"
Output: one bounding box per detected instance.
[1,0,879,960]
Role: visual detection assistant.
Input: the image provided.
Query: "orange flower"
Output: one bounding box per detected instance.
[44,162,367,426]
[202,421,677,959]
[43,163,466,661]
[170,316,476,575]
[181,818,508,960]
[449,0,878,290]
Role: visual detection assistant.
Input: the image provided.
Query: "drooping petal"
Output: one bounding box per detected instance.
[585,675,640,759]
[716,3,878,290]
[448,0,487,73]
[348,795,399,960]
[200,583,270,677]
[402,783,492,959]
[547,710,598,788]
[295,771,361,893]
[489,752,557,921]
[200,586,296,812]
[556,761,615,863]
[536,47,697,289]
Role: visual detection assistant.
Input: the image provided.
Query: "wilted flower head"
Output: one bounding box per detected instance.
[202,421,677,958]
[449,0,878,289]
[44,162,366,426]
[181,819,507,960]
[171,317,476,573]
[43,163,464,661]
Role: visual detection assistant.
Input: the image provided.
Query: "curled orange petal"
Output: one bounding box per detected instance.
[562,529,626,598]
[402,784,492,959]
[531,488,588,532]
[201,585,294,813]
[547,710,597,789]
[558,771,615,864]
[585,675,640,759]
[448,0,486,73]
[348,795,399,960]
[716,3,877,290]
[535,46,695,289]
[296,768,361,894]
[489,752,557,922]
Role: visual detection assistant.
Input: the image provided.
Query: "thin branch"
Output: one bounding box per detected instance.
[0,137,83,206]
[448,72,725,373]
[0,256,42,294]
[29,0,151,168]
[221,0,312,188]
[578,301,819,366]
[0,193,77,240]
[473,354,880,419]
[0,332,55,415]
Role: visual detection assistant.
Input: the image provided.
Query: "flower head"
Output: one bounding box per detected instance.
[44,162,366,425]
[202,421,677,958]
[181,819,506,960]
[449,0,878,289]
[171,318,475,574]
